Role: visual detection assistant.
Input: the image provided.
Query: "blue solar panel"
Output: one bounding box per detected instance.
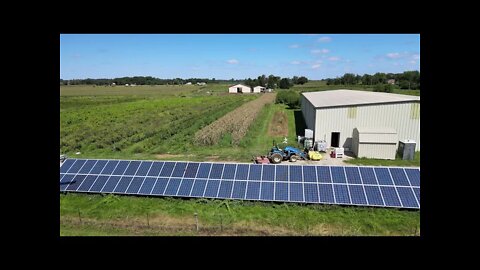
[78,160,97,174]
[159,162,175,177]
[359,167,377,185]
[89,175,109,192]
[363,186,384,206]
[231,181,247,199]
[304,183,319,203]
[389,168,410,186]
[171,162,187,178]
[248,165,262,180]
[114,176,133,193]
[413,187,420,203]
[66,175,87,191]
[348,185,368,205]
[380,186,402,207]
[209,164,224,179]
[396,187,419,208]
[405,169,420,187]
[60,159,76,173]
[101,160,120,175]
[77,175,98,191]
[89,160,108,174]
[374,168,394,185]
[68,159,86,174]
[124,161,141,175]
[164,178,182,196]
[112,161,129,175]
[126,177,144,194]
[246,181,260,200]
[289,166,303,182]
[138,177,156,195]
[177,178,195,196]
[60,174,75,191]
[235,164,249,180]
[217,180,234,198]
[333,184,350,204]
[275,165,288,182]
[262,165,275,181]
[260,182,274,200]
[196,163,212,178]
[184,163,200,178]
[101,176,121,193]
[150,178,169,195]
[190,179,207,197]
[135,161,153,176]
[274,182,288,201]
[303,166,317,183]
[60,159,420,209]
[289,183,304,202]
[345,167,362,184]
[147,162,164,177]
[221,164,236,179]
[316,166,332,183]
[204,179,221,197]
[331,166,347,183]
[318,184,335,203]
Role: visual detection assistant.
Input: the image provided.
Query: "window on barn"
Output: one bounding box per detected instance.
[347,107,357,119]
[410,103,420,119]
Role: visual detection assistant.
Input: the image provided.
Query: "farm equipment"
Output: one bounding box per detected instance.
[308,150,323,161]
[253,155,271,164]
[267,141,308,164]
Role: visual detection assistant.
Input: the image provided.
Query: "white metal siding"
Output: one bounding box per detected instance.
[301,95,316,135]
[357,143,397,160]
[253,87,263,93]
[314,102,420,151]
[229,85,252,93]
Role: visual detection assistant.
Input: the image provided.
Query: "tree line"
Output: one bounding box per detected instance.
[325,71,420,90]
[60,75,308,88]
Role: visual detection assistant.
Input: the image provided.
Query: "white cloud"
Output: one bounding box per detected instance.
[386,52,401,59]
[227,59,239,64]
[289,44,300,48]
[409,60,416,64]
[413,54,420,60]
[317,36,332,43]
[291,61,301,65]
[328,56,340,61]
[312,64,321,69]
[311,49,329,54]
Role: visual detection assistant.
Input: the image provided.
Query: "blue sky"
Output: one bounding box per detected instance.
[60,34,420,80]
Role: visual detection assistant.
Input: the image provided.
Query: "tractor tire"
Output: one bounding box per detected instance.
[289,155,298,162]
[270,153,283,164]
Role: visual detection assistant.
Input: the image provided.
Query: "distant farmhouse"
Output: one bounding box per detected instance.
[387,79,396,85]
[228,84,272,94]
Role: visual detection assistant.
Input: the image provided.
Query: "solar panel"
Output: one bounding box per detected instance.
[60,159,420,209]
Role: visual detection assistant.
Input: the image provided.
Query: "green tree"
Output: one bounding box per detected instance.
[279,78,293,89]
[297,76,308,85]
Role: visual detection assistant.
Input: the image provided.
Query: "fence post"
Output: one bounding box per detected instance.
[147,212,150,228]
[77,208,82,224]
[194,212,199,232]
[220,214,223,232]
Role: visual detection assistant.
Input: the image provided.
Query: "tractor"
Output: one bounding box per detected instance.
[267,142,308,164]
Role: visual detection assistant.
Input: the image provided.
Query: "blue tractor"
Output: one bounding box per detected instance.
[268,141,308,164]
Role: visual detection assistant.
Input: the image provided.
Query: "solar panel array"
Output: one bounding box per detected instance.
[60,159,420,209]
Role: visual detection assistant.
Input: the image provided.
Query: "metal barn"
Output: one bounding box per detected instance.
[228,84,252,93]
[301,89,420,152]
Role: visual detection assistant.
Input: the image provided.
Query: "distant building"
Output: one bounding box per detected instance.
[111,82,116,86]
[185,82,192,85]
[387,79,396,85]
[197,82,206,86]
[228,84,252,94]
[253,86,265,93]
[125,84,129,87]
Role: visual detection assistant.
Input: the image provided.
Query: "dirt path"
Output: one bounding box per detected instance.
[268,110,288,136]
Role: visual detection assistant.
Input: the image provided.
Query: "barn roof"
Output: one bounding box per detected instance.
[302,89,420,108]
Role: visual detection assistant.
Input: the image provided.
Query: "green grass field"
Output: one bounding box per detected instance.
[60,83,420,236]
[60,193,420,236]
[291,80,420,96]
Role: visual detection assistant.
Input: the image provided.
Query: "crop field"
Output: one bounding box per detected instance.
[194,93,276,146]
[292,80,420,96]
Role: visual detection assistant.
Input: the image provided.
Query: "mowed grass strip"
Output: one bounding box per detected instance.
[60,193,420,236]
